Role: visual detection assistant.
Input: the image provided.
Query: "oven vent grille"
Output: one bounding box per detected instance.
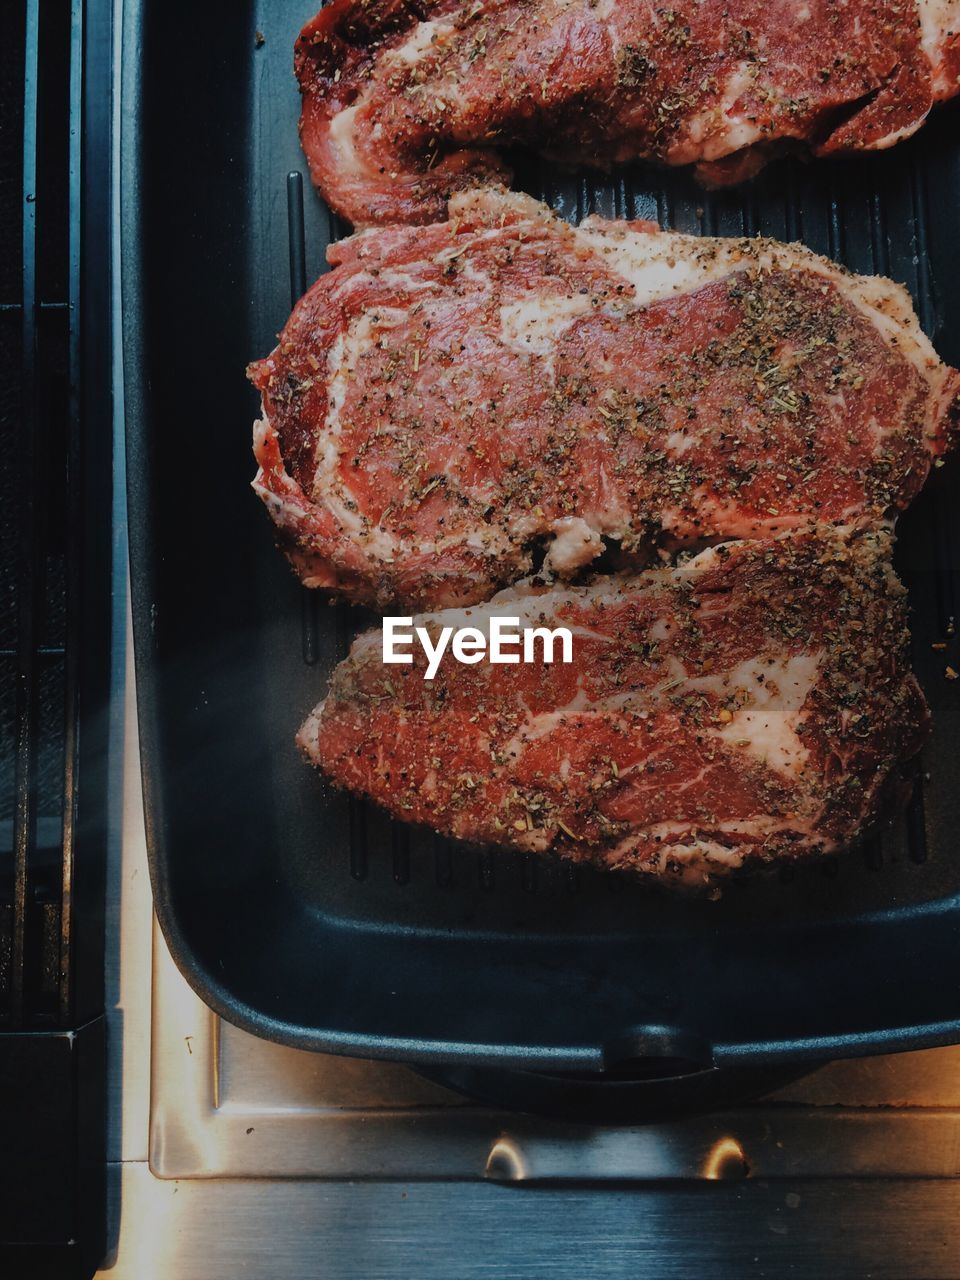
[0,0,110,1031]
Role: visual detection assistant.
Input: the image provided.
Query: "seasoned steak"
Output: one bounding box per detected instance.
[299,529,928,891]
[249,190,959,610]
[295,0,960,226]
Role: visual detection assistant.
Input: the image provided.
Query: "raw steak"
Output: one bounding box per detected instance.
[298,530,928,890]
[295,0,960,226]
[249,189,959,610]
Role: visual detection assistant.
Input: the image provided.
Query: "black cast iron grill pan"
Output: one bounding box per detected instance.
[123,2,960,1089]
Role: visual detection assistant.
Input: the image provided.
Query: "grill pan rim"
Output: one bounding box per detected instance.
[121,0,960,1078]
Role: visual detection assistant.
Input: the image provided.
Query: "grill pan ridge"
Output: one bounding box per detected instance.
[124,2,960,1072]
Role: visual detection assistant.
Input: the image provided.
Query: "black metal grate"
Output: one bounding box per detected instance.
[0,0,108,1031]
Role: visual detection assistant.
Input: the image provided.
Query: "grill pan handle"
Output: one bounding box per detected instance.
[414,1049,816,1128]
[600,1026,714,1079]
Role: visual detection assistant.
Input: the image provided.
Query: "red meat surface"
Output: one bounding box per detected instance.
[249,190,959,610]
[299,529,928,890]
[294,0,960,226]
